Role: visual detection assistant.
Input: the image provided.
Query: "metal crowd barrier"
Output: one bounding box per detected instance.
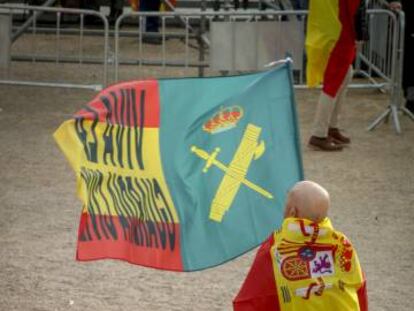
[113,11,211,81]
[112,9,400,91]
[356,10,398,90]
[363,9,413,133]
[113,10,307,81]
[0,5,408,132]
[0,4,109,90]
[113,8,407,132]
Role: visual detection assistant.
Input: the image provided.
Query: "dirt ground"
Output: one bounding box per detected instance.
[1,34,414,311]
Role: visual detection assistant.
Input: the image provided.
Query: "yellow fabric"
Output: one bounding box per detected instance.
[271,217,364,311]
[54,120,179,222]
[306,0,342,87]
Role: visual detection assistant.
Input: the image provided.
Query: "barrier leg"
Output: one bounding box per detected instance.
[367,104,414,134]
[390,104,402,134]
[401,106,414,121]
[367,107,392,132]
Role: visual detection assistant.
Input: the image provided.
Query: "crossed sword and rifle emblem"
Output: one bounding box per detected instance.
[191,123,274,222]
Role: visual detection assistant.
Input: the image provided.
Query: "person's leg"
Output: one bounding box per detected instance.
[213,0,221,11]
[80,0,100,25]
[141,0,161,32]
[109,0,123,23]
[299,0,308,9]
[140,0,161,44]
[311,67,353,139]
[309,92,343,151]
[311,92,335,139]
[114,0,124,10]
[291,0,300,10]
[403,17,414,113]
[405,88,414,113]
[234,0,240,9]
[309,66,353,151]
[80,0,99,10]
[328,66,353,144]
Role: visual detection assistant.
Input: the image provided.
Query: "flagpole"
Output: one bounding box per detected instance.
[264,57,293,68]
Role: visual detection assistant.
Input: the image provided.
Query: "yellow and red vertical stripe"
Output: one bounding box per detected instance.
[306,0,361,97]
[54,80,183,271]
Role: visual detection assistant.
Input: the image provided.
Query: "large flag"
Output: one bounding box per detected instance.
[306,0,361,97]
[54,62,303,271]
[233,217,368,311]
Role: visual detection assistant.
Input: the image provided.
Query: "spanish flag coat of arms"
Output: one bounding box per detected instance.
[233,217,368,311]
[54,62,303,271]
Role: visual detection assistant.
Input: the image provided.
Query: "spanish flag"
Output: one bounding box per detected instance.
[54,62,304,271]
[306,0,361,97]
[233,218,368,311]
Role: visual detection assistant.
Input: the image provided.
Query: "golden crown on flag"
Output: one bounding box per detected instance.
[203,106,244,134]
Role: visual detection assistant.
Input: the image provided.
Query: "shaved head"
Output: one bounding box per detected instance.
[284,181,330,223]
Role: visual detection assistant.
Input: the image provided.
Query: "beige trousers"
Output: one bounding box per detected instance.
[311,66,353,138]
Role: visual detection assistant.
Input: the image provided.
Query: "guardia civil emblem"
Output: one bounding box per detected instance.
[192,113,274,222]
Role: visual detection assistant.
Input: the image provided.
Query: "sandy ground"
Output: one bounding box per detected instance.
[1,32,414,311]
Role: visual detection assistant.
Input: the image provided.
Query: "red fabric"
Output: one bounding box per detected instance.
[357,273,369,311]
[233,235,280,311]
[323,0,361,97]
[77,213,183,271]
[75,80,160,128]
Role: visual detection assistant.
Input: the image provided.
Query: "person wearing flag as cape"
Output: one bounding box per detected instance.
[306,0,368,151]
[233,181,368,311]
